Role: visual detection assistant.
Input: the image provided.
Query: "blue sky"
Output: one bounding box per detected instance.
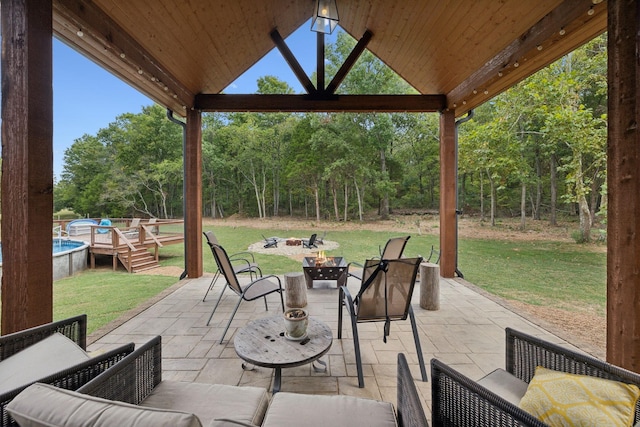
[52,21,337,178]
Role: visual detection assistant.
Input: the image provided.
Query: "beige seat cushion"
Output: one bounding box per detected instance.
[262,392,398,427]
[6,383,202,427]
[0,332,90,395]
[140,381,269,426]
[477,368,529,406]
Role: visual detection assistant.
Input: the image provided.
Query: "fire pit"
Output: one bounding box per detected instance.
[302,254,347,289]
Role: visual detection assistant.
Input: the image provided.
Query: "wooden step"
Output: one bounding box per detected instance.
[117,247,159,273]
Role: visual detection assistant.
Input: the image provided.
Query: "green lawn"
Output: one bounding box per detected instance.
[51,224,606,334]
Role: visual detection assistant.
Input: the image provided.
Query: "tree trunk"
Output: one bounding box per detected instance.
[343,182,348,222]
[479,170,485,222]
[549,153,557,226]
[314,185,321,222]
[354,177,363,221]
[487,169,496,226]
[380,148,389,219]
[332,183,340,221]
[520,181,526,231]
[535,152,542,220]
[575,153,592,242]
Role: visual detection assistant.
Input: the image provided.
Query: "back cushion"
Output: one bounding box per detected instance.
[0,333,89,395]
[7,383,202,427]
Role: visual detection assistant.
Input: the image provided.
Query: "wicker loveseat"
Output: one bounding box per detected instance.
[0,314,134,427]
[8,335,430,427]
[431,327,640,427]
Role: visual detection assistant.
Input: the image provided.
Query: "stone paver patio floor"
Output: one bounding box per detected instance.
[88,273,583,421]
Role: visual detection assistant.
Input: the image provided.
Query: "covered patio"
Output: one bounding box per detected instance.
[86,272,594,418]
[2,0,638,377]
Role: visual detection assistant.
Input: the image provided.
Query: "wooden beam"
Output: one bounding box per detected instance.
[1,0,54,334]
[270,29,317,94]
[326,30,373,94]
[185,109,203,278]
[195,94,446,112]
[439,110,456,278]
[606,0,640,373]
[449,0,600,106]
[53,0,194,112]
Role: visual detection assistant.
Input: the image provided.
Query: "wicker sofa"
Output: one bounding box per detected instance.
[431,327,640,427]
[7,335,430,427]
[0,314,134,427]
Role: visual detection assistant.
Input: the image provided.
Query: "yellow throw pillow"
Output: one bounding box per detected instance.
[519,366,640,427]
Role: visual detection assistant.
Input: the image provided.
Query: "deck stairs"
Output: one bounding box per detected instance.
[117,245,159,273]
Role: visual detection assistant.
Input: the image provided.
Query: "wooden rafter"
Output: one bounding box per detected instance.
[271,29,317,94]
[326,30,373,94]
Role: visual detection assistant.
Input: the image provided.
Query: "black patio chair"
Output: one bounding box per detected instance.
[338,257,427,388]
[206,243,284,344]
[262,234,278,248]
[202,231,261,302]
[302,233,318,249]
[348,235,411,281]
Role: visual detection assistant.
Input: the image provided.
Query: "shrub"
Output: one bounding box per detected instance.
[54,208,81,220]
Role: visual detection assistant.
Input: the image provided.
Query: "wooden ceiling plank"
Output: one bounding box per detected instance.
[448,0,599,105]
[53,0,194,107]
[194,94,446,113]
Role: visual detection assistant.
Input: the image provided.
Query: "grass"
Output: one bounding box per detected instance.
[51,223,606,334]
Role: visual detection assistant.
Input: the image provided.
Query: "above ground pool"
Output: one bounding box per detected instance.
[0,239,89,280]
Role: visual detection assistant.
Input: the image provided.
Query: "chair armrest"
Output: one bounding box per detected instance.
[506,328,640,386]
[397,353,429,427]
[0,314,87,360]
[431,358,545,427]
[77,336,162,404]
[230,251,256,263]
[0,342,134,427]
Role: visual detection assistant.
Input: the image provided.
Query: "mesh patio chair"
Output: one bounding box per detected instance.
[348,235,411,281]
[202,231,262,302]
[206,243,284,344]
[338,257,427,388]
[302,233,318,249]
[262,234,278,248]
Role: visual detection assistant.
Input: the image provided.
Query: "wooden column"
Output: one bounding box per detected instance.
[439,110,456,278]
[185,109,203,278]
[606,0,640,372]
[1,0,54,334]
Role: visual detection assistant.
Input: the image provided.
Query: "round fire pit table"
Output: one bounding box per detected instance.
[234,316,333,393]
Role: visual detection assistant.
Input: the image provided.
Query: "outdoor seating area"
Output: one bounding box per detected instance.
[2,272,631,426]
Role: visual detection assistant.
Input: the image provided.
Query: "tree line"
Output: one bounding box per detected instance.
[54,33,607,241]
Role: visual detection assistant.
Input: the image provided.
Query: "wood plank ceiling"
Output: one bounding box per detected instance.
[52,0,606,116]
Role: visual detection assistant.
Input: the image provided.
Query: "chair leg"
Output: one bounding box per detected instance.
[409,306,428,382]
[202,270,220,302]
[349,314,364,388]
[219,297,244,344]
[263,295,269,311]
[206,283,228,326]
[278,289,285,312]
[338,287,344,339]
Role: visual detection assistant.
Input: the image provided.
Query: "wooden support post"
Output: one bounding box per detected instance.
[439,110,457,278]
[1,0,54,334]
[419,263,440,310]
[185,109,203,278]
[606,0,640,372]
[284,272,308,308]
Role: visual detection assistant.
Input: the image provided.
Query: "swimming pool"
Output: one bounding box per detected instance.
[0,239,89,280]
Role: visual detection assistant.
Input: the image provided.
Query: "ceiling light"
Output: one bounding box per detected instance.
[311,0,339,34]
